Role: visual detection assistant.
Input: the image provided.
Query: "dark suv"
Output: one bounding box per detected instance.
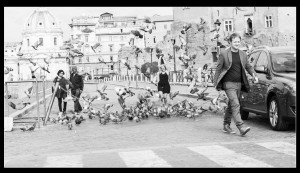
[240,46,296,131]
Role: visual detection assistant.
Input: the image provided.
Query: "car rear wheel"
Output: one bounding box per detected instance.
[240,109,249,120]
[268,96,289,131]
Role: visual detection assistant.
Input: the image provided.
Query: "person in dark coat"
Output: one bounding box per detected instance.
[154,65,171,105]
[213,33,258,136]
[53,70,72,116]
[70,66,84,115]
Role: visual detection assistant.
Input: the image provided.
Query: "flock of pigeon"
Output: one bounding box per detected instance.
[45,78,229,131]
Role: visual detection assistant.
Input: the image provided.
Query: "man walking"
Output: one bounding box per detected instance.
[70,66,84,115]
[214,33,258,136]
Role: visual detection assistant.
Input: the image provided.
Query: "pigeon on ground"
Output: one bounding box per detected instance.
[104,104,113,112]
[20,122,37,132]
[196,87,209,101]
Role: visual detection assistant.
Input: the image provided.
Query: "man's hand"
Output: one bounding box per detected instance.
[252,73,259,83]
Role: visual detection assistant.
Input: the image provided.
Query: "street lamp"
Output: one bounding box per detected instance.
[150,47,153,74]
[212,19,222,62]
[171,38,177,82]
[171,38,176,82]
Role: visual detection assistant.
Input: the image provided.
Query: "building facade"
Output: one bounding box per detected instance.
[4,7,69,81]
[173,7,296,47]
[69,12,168,78]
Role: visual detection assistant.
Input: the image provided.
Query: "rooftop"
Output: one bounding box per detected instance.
[151,15,174,22]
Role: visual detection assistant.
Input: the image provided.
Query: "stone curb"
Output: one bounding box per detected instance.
[9,94,52,119]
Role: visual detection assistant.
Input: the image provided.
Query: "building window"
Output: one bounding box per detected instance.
[27,39,30,46]
[110,56,113,62]
[246,17,253,33]
[110,45,113,52]
[39,38,43,46]
[54,37,57,46]
[265,15,273,28]
[120,29,123,33]
[164,24,167,29]
[217,10,220,16]
[153,36,156,43]
[11,50,14,52]
[111,65,114,70]
[224,20,233,32]
[53,22,55,25]
[39,22,42,26]
[85,35,88,42]
[5,50,7,52]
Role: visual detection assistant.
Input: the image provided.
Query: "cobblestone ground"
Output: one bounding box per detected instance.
[4,83,296,167]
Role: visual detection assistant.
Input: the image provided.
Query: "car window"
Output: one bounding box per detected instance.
[248,51,261,67]
[255,51,269,68]
[271,52,296,72]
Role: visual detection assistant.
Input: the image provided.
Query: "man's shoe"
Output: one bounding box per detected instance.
[237,126,250,136]
[223,124,236,134]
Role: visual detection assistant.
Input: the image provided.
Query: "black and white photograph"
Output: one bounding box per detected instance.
[4,6,296,168]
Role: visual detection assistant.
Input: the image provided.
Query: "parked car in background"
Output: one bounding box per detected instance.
[240,46,296,131]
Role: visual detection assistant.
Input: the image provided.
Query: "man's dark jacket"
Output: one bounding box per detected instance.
[70,73,84,90]
[213,48,256,93]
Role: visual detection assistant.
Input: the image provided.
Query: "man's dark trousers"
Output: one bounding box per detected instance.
[72,89,82,113]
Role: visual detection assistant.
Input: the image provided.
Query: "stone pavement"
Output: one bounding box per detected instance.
[4,139,296,167]
[4,83,296,167]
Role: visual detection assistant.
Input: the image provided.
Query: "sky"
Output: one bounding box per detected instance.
[4,7,173,42]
